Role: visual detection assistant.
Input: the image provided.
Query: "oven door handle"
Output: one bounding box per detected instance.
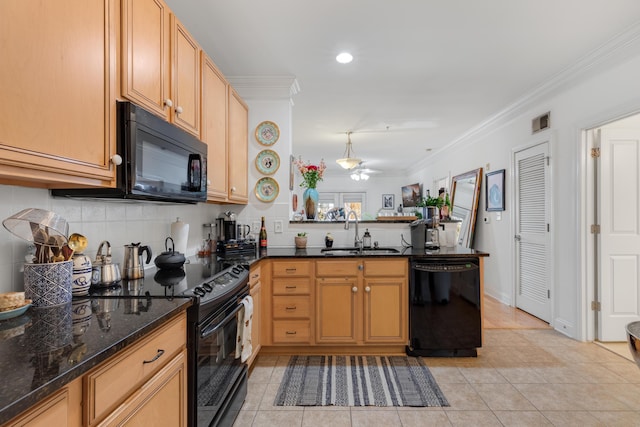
[201,303,243,339]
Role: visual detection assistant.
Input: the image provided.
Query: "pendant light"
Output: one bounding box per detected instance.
[336,131,362,170]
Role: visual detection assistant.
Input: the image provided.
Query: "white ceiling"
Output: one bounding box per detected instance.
[165,0,640,176]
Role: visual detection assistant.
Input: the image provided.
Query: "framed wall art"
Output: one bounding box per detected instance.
[485,169,505,211]
[382,194,395,209]
[401,183,421,207]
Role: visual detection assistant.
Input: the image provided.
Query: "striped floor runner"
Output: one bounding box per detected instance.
[274,355,449,407]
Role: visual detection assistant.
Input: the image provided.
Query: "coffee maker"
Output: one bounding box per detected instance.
[410,207,440,250]
[215,211,256,256]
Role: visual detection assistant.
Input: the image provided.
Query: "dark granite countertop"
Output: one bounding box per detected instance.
[0,296,192,424]
[257,245,488,259]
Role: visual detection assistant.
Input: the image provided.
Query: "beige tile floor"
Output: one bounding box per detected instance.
[234,306,640,426]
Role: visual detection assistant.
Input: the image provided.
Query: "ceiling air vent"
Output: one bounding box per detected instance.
[532,112,550,134]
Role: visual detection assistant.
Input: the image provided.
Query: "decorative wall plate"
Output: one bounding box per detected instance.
[255,149,280,175]
[255,177,279,202]
[255,121,280,146]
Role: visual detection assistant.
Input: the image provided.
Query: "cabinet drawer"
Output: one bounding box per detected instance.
[273,278,310,295]
[364,259,407,277]
[272,260,311,277]
[273,320,311,343]
[249,264,261,287]
[316,260,360,277]
[273,296,310,319]
[85,313,187,424]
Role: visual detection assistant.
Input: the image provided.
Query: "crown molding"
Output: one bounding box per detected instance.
[227,76,300,105]
[413,21,640,171]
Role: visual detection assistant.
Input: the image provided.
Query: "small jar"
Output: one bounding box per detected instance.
[325,233,334,248]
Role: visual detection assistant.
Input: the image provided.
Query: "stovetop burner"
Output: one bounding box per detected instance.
[88,256,253,314]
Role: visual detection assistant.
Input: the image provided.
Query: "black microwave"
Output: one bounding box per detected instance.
[53,101,207,203]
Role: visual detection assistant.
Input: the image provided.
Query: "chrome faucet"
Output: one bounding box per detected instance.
[344,210,362,249]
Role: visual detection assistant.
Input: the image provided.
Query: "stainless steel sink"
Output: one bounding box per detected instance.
[360,248,400,254]
[321,247,400,255]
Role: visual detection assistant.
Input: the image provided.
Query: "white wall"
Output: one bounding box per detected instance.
[407,34,640,340]
[0,184,223,293]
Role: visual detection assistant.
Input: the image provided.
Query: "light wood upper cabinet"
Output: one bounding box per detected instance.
[201,54,229,202]
[170,16,201,136]
[0,0,116,187]
[227,88,249,203]
[121,0,200,137]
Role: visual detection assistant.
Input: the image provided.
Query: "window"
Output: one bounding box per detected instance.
[317,192,366,221]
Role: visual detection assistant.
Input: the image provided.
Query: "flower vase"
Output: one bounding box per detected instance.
[303,188,319,220]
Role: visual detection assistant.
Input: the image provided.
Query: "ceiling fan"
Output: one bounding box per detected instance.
[348,161,380,181]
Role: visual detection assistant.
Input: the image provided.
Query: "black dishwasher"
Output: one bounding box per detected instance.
[407,258,481,357]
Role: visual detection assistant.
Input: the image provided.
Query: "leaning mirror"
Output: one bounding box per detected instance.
[450,168,483,248]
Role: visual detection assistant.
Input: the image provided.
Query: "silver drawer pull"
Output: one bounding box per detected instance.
[143,349,165,364]
[285,306,297,310]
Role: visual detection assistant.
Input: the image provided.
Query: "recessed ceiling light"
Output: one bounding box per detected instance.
[336,52,353,64]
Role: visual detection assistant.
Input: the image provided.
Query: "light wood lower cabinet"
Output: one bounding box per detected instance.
[4,377,82,427]
[270,260,313,344]
[315,258,408,345]
[247,264,262,367]
[96,349,187,427]
[84,314,187,425]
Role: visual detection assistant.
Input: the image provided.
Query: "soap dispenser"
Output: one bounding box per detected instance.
[363,229,372,248]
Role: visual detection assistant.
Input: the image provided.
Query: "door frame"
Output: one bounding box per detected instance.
[578,104,640,342]
[510,134,555,324]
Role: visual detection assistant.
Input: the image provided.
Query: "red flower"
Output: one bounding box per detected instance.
[307,165,318,171]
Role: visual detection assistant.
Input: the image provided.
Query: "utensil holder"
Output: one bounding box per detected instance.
[24,260,73,307]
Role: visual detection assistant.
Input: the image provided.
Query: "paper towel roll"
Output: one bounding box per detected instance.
[171,217,189,255]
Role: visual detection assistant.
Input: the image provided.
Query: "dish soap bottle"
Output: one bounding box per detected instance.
[363,229,372,248]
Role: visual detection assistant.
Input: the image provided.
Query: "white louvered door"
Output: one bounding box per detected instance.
[598,128,640,341]
[514,142,551,322]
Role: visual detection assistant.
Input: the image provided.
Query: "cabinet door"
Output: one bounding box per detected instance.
[97,350,188,427]
[248,280,262,366]
[201,54,228,202]
[170,15,200,136]
[316,277,360,344]
[227,88,249,203]
[0,0,116,186]
[364,277,407,343]
[121,0,170,120]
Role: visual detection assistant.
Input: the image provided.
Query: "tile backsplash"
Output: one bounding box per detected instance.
[0,184,222,293]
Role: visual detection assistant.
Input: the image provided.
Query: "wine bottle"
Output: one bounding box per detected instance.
[259,216,268,248]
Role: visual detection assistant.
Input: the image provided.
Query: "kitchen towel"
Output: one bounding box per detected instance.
[274,355,449,407]
[235,295,253,362]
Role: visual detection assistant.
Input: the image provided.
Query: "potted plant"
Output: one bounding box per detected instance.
[416,196,443,220]
[294,232,308,248]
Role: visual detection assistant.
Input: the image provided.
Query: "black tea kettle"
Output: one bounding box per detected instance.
[154,237,186,270]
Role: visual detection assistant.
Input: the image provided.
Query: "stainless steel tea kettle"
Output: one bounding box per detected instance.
[123,242,152,279]
[91,240,121,287]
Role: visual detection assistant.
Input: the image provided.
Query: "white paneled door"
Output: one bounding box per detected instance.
[598,128,640,341]
[514,141,551,322]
